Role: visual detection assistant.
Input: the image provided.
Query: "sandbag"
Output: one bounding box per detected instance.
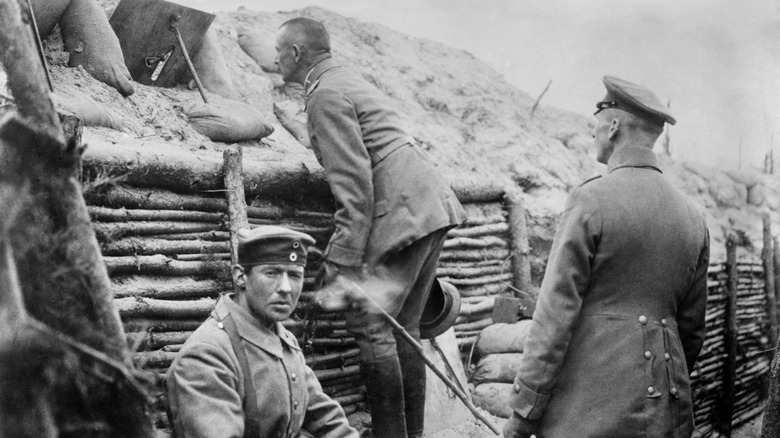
[29,0,71,38]
[52,93,125,131]
[184,27,235,99]
[273,101,310,148]
[182,96,274,143]
[237,26,277,73]
[471,383,514,418]
[59,0,135,96]
[474,320,532,357]
[470,353,523,384]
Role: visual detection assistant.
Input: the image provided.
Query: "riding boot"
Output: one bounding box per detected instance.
[361,356,408,438]
[397,338,426,438]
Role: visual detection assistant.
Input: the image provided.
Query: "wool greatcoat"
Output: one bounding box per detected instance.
[166,295,358,438]
[509,147,710,438]
[303,57,464,268]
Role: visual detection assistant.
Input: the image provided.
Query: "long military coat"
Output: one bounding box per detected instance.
[304,57,465,267]
[166,295,358,438]
[509,147,710,437]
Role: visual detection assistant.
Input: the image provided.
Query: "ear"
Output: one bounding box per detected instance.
[607,118,620,140]
[232,265,247,289]
[292,44,302,62]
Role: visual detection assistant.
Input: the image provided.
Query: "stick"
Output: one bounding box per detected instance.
[101,237,230,256]
[170,14,208,104]
[529,79,552,119]
[372,300,500,435]
[89,206,224,223]
[505,188,534,302]
[721,236,738,436]
[112,276,230,299]
[447,223,510,239]
[223,147,249,268]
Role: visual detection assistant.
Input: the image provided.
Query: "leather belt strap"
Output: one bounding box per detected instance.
[368,136,415,167]
[223,315,262,438]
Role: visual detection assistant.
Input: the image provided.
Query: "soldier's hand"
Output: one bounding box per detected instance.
[502,412,538,438]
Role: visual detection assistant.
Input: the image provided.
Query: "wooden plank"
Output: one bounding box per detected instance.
[109,0,214,87]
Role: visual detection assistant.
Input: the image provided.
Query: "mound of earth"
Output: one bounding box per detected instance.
[17,3,779,281]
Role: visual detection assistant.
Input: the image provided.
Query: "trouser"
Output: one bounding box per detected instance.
[345,229,449,438]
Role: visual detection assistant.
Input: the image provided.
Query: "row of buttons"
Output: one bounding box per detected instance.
[640,315,677,397]
[638,315,669,326]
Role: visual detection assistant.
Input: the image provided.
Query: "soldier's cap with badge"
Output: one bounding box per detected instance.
[595,75,676,127]
[237,225,316,267]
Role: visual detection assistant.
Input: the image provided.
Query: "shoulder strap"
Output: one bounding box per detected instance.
[222,315,262,438]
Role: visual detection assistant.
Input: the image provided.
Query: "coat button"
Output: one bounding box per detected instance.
[217,322,224,330]
[293,400,299,410]
[638,315,647,324]
[291,373,297,382]
[513,384,521,393]
[647,386,655,395]
[644,351,652,360]
[664,353,671,361]
[661,318,667,326]
[671,387,678,395]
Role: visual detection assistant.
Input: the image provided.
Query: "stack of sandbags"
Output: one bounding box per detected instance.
[468,320,532,418]
[31,0,135,96]
[236,24,284,88]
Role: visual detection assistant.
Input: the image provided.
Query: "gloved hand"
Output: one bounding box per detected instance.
[313,261,364,312]
[502,412,538,438]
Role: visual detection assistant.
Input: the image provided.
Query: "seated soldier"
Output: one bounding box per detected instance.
[166,225,358,438]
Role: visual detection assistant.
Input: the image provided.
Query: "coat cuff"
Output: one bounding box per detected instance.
[325,241,363,267]
[508,377,550,421]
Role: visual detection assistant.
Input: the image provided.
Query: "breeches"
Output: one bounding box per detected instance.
[345,229,448,363]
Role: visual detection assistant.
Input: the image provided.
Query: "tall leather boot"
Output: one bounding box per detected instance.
[397,339,426,438]
[361,356,408,438]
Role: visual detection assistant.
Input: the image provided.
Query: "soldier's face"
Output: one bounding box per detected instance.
[275,28,298,84]
[235,263,304,326]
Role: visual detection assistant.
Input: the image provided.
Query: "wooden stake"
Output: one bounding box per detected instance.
[721,235,738,437]
[222,147,249,269]
[763,213,778,348]
[505,189,535,311]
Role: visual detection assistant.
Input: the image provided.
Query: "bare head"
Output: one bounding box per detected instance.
[275,17,332,85]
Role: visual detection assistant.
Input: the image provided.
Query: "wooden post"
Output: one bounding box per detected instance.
[720,235,738,437]
[764,213,778,349]
[775,237,780,322]
[504,189,535,314]
[223,147,249,268]
[761,346,780,437]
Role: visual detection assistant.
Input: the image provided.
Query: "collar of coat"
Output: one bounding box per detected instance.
[304,56,340,97]
[607,146,662,174]
[211,294,301,359]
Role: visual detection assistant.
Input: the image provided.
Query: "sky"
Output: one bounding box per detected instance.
[179,0,779,170]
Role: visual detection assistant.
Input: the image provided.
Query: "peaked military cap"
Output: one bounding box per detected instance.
[596,75,676,127]
[237,225,316,267]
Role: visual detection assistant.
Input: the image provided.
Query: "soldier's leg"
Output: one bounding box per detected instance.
[394,229,448,438]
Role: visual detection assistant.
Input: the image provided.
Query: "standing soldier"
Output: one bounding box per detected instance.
[166,226,359,438]
[503,76,710,438]
[274,17,465,438]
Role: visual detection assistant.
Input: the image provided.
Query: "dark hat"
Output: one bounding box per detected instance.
[237,226,315,267]
[596,75,676,127]
[420,279,461,340]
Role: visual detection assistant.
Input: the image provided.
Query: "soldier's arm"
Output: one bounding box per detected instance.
[307,89,373,267]
[300,363,359,438]
[165,342,244,438]
[508,187,601,420]
[677,224,710,373]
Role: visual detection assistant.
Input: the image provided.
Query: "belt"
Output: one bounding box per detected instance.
[368,136,415,167]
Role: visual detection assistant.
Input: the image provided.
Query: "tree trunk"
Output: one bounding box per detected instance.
[0,0,154,435]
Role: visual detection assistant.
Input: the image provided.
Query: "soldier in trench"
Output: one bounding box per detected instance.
[165,226,358,438]
[502,76,710,438]
[274,17,465,438]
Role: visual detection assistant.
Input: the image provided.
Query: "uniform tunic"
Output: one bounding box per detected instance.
[304,57,464,268]
[509,147,710,438]
[166,295,358,438]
